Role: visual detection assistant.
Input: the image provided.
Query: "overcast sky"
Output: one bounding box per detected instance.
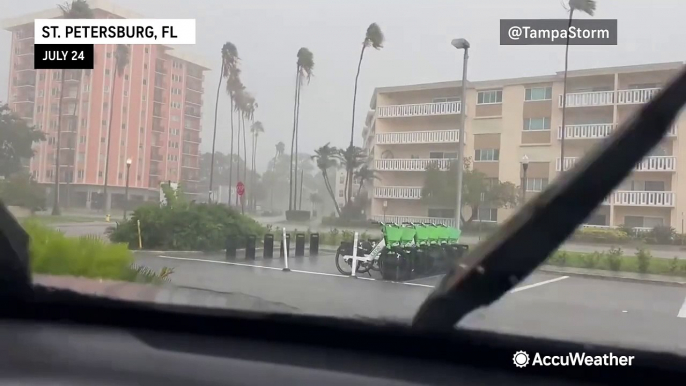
[1,0,683,172]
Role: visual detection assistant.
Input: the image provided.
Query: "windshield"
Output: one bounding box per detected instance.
[1,0,686,357]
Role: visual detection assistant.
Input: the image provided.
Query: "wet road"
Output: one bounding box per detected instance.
[134,250,686,355]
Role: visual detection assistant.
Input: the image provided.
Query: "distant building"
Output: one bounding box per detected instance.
[2,0,210,210]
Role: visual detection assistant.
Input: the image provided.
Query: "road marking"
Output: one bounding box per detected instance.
[677,296,686,318]
[158,255,283,271]
[404,274,444,284]
[509,276,569,293]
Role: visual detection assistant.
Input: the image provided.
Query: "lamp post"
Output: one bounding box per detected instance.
[383,199,388,223]
[123,158,132,220]
[451,38,470,231]
[521,155,529,202]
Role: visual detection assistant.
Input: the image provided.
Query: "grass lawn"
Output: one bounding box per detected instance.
[547,249,686,277]
[26,215,100,225]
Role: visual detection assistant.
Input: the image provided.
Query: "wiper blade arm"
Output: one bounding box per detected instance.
[413,67,686,330]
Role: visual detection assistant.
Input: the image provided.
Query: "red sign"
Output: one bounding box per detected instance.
[236,181,245,197]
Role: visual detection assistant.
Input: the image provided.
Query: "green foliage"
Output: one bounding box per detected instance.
[636,247,652,273]
[572,227,630,243]
[645,225,676,245]
[669,257,679,273]
[0,104,45,178]
[0,172,46,211]
[109,201,265,251]
[606,247,623,271]
[548,251,568,266]
[581,252,602,268]
[23,220,166,282]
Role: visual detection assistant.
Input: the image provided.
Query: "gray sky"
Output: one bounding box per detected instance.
[1,0,684,173]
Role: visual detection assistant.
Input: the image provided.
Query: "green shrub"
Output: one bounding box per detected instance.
[669,257,679,273]
[606,247,623,271]
[572,227,630,244]
[109,202,265,251]
[636,247,652,273]
[321,216,374,228]
[581,252,602,268]
[645,226,676,245]
[548,251,568,266]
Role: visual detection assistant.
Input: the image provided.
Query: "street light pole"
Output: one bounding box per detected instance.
[521,155,529,203]
[124,158,132,220]
[451,38,470,231]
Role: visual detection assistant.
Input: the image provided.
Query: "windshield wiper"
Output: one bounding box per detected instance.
[0,201,32,303]
[413,67,686,330]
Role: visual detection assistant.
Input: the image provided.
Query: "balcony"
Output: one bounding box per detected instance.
[377,101,461,119]
[15,79,35,88]
[13,95,35,103]
[183,136,201,144]
[375,158,454,172]
[184,107,201,118]
[371,215,455,227]
[151,154,163,162]
[557,156,676,172]
[181,164,200,170]
[374,186,423,200]
[559,123,677,139]
[613,191,675,207]
[375,130,460,145]
[559,91,614,108]
[616,88,660,105]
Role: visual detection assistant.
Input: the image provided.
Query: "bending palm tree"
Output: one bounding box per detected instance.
[209,42,238,202]
[311,143,341,216]
[347,23,384,209]
[226,72,244,205]
[289,48,314,212]
[336,145,366,205]
[52,0,93,215]
[354,165,378,197]
[560,0,596,170]
[243,93,256,185]
[250,121,265,209]
[233,88,246,206]
[103,44,130,213]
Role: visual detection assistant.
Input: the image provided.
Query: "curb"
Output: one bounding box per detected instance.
[539,266,686,287]
[132,247,339,255]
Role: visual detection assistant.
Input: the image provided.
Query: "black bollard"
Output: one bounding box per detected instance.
[295,233,305,257]
[263,234,274,258]
[309,233,319,256]
[225,235,236,258]
[246,235,256,260]
[279,234,291,258]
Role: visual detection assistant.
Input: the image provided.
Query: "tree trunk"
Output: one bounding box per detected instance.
[347,44,366,207]
[289,67,300,211]
[103,62,119,213]
[228,97,234,206]
[323,172,342,216]
[235,115,242,206]
[294,77,302,210]
[209,62,225,202]
[299,169,304,210]
[51,68,66,215]
[242,116,247,185]
[560,10,574,172]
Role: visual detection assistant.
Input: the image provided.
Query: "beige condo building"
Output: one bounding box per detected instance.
[362,61,685,232]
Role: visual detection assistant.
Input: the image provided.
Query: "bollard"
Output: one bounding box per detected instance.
[282,228,290,271]
[309,233,319,256]
[245,235,256,260]
[263,234,274,258]
[295,233,305,257]
[279,234,291,258]
[351,231,359,278]
[225,235,236,258]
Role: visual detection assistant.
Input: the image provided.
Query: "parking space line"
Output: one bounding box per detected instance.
[677,296,686,318]
[509,276,569,293]
[158,255,284,271]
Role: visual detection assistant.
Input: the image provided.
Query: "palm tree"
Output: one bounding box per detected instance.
[354,165,377,197]
[102,44,130,213]
[243,93,256,185]
[226,73,244,205]
[560,0,596,170]
[52,0,93,215]
[336,146,366,205]
[347,23,384,208]
[209,42,238,202]
[250,121,265,204]
[311,143,341,216]
[289,47,314,212]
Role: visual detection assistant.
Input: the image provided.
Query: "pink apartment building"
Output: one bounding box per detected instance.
[2,0,210,209]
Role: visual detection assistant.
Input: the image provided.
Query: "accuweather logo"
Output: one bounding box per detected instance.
[513,351,634,368]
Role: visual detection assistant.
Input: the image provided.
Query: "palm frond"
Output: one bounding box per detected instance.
[568,0,596,15]
[251,121,265,134]
[59,0,94,19]
[114,44,130,75]
[296,47,315,83]
[221,42,239,77]
[364,23,384,49]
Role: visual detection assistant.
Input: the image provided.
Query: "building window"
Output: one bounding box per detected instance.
[477,90,502,105]
[105,69,110,76]
[83,83,90,92]
[171,116,179,122]
[122,124,126,130]
[77,170,84,179]
[106,52,111,58]
[38,90,44,97]
[143,79,147,85]
[145,47,149,53]
[523,117,551,131]
[429,151,457,159]
[98,171,103,177]
[101,137,106,143]
[338,190,343,197]
[125,74,129,81]
[624,216,664,228]
[427,208,455,218]
[474,148,500,162]
[476,208,498,222]
[525,86,552,101]
[585,214,607,226]
[432,97,460,103]
[79,135,86,144]
[628,83,659,90]
[526,178,549,192]
[39,73,46,81]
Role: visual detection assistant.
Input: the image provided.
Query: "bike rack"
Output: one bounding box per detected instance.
[351,232,359,278]
[282,228,290,272]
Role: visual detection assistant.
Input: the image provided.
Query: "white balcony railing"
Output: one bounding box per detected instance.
[377,101,461,118]
[558,124,614,140]
[559,91,614,108]
[616,88,660,105]
[557,156,676,172]
[375,158,454,171]
[371,215,456,227]
[375,130,460,145]
[613,191,675,207]
[374,186,423,200]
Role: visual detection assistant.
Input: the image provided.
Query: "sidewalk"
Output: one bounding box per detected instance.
[539,265,686,287]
